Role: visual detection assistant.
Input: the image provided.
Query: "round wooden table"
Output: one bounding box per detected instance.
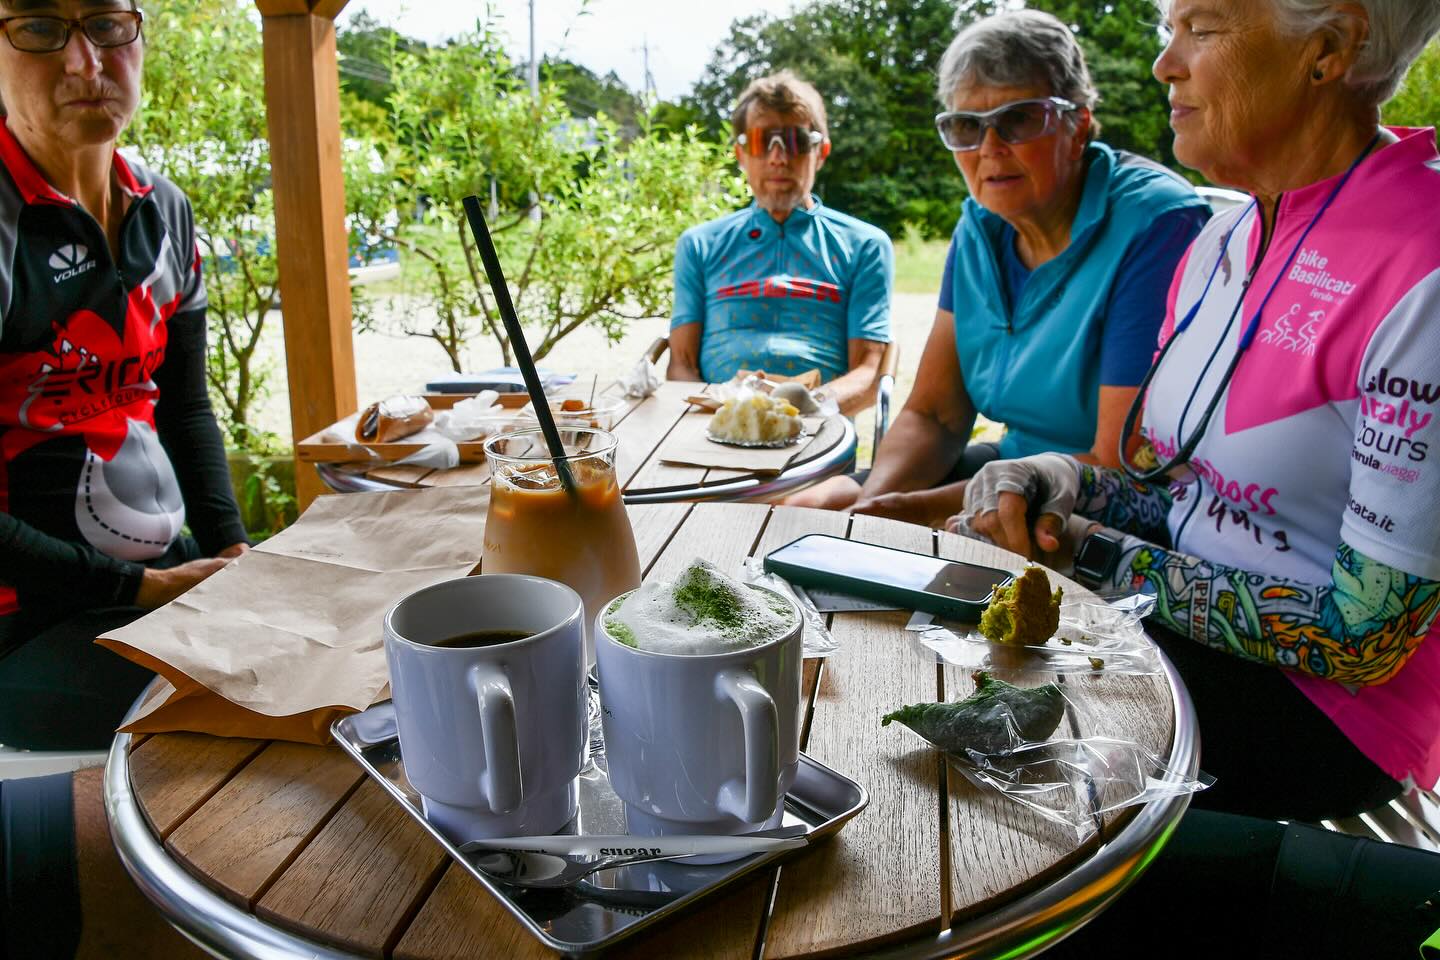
[106,505,1197,959]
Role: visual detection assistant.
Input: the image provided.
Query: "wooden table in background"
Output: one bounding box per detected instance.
[109,505,1195,960]
[311,381,857,505]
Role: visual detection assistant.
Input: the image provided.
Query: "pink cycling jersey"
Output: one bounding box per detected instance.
[1146,127,1440,790]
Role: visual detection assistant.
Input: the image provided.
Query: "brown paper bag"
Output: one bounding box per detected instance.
[98,485,490,744]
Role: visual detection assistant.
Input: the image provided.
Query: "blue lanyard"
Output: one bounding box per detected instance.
[1121,132,1381,484]
[1176,131,1381,346]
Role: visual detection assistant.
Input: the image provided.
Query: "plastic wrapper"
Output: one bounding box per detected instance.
[717,374,839,419]
[618,356,661,399]
[910,593,1164,676]
[432,391,510,442]
[740,558,839,658]
[886,670,1211,840]
[392,438,459,470]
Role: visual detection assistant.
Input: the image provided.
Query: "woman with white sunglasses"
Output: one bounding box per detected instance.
[786,10,1210,524]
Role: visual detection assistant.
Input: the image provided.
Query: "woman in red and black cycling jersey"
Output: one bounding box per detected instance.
[0,2,248,753]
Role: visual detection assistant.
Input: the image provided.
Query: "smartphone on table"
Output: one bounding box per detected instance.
[762,534,1014,621]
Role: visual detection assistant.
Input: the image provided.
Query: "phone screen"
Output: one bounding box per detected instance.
[768,536,1007,603]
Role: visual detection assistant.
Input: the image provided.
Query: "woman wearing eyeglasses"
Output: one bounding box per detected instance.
[786,10,1210,524]
[0,1,248,750]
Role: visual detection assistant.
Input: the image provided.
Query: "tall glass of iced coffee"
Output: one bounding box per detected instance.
[483,427,642,663]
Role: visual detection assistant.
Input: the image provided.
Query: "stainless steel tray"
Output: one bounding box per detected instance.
[332,699,867,955]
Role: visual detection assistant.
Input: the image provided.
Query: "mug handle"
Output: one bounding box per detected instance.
[469,662,522,815]
[715,668,779,824]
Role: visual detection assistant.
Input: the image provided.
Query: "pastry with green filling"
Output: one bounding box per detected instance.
[978,566,1062,646]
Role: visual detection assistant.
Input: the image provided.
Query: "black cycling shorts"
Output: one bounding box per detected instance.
[0,772,81,960]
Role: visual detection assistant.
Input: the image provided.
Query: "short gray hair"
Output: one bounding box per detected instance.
[936,10,1100,125]
[1267,0,1440,105]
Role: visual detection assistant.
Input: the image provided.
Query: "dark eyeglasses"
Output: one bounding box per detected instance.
[0,9,143,53]
[735,126,825,158]
[935,97,1077,152]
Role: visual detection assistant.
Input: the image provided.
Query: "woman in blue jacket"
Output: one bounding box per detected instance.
[788,9,1209,526]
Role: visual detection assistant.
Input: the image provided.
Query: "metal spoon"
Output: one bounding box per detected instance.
[458,827,807,889]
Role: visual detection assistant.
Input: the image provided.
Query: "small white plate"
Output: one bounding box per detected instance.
[705,430,809,449]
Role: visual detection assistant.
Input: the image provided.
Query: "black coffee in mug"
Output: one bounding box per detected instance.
[429,629,531,648]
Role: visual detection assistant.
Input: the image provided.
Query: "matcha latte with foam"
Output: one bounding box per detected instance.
[604,560,795,655]
[595,560,804,837]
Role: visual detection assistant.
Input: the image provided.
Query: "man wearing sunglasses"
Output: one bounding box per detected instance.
[0,6,248,954]
[667,70,893,415]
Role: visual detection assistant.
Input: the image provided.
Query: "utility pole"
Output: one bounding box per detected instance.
[528,0,539,96]
[641,35,655,101]
[528,0,541,222]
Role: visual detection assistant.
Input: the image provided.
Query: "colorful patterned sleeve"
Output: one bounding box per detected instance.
[1075,464,1173,544]
[1097,533,1439,687]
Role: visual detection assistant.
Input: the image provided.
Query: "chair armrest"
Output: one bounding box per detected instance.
[644,336,669,366]
[871,340,900,454]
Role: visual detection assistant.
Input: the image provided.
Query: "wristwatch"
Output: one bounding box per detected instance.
[1073,529,1125,590]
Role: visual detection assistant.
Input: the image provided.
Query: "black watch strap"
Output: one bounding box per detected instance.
[1073,529,1125,590]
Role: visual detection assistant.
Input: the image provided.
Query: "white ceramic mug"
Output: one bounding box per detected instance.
[383,575,588,842]
[594,586,803,837]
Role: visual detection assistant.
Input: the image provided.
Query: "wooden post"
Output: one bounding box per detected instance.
[256,0,353,509]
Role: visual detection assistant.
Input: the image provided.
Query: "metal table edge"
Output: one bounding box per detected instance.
[623,417,857,505]
[105,699,355,960]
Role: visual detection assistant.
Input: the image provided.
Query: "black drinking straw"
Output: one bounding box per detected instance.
[461,195,577,496]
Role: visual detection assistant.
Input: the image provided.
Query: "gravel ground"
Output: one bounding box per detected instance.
[251,290,948,462]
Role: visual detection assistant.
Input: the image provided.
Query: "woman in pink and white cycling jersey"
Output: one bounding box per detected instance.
[957,3,1440,956]
[958,0,1440,824]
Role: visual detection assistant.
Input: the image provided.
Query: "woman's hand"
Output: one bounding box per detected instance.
[854,482,967,530]
[853,489,944,528]
[958,453,1081,558]
[134,556,237,609]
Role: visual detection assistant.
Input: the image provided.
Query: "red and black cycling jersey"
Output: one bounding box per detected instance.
[0,122,245,623]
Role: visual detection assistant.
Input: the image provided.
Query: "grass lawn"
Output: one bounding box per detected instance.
[893,231,947,295]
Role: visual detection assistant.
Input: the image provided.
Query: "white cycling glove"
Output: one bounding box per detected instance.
[961,452,1082,522]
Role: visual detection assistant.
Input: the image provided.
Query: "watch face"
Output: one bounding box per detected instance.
[1075,534,1121,582]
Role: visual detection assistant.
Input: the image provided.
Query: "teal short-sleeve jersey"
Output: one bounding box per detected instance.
[670,198,893,383]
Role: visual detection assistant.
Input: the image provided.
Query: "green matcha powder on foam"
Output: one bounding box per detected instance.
[605,560,791,650]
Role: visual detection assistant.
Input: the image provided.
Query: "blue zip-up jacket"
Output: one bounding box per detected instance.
[951,142,1209,458]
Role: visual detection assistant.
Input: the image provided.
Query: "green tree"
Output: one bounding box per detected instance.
[687,0,997,238]
[1384,39,1440,130]
[354,27,746,370]
[132,0,383,453]
[337,11,426,114]
[1024,0,1176,169]
[128,0,279,452]
[541,58,645,135]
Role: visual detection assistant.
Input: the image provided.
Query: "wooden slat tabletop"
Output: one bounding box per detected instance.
[123,396,1178,959]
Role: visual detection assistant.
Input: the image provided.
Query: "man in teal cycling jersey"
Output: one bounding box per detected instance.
[667,70,893,415]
